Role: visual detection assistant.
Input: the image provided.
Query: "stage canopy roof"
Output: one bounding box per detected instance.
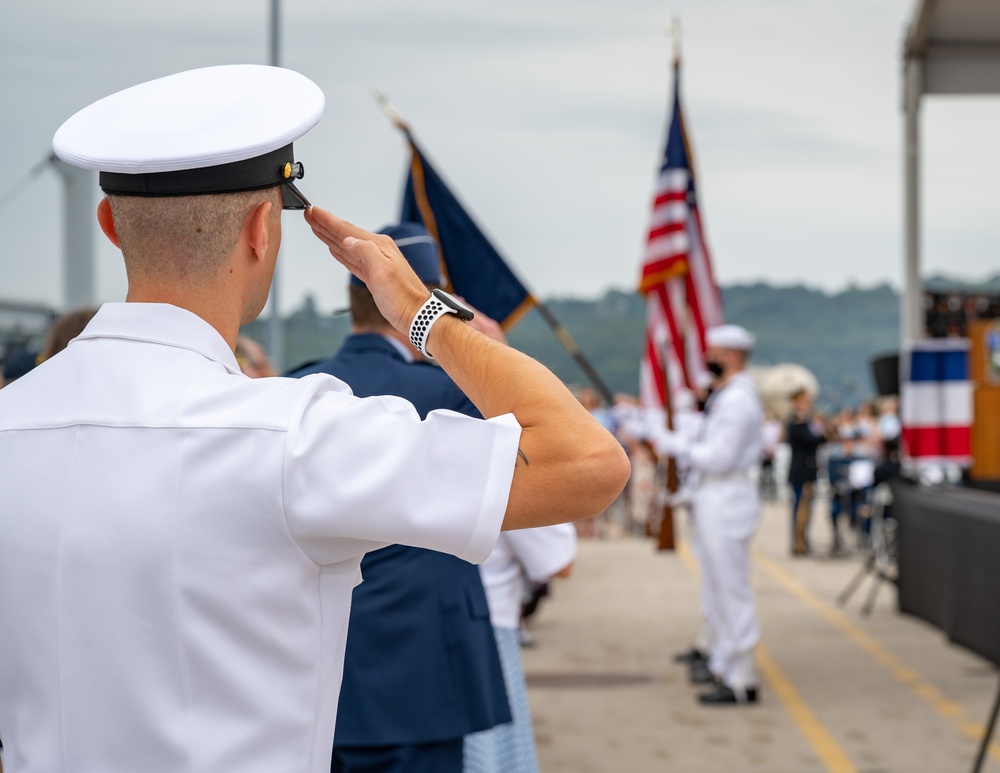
[905,0,1000,94]
[901,0,1000,342]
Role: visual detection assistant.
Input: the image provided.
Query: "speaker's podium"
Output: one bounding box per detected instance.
[968,320,1000,484]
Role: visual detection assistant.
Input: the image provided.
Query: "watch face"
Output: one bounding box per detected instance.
[432,289,475,322]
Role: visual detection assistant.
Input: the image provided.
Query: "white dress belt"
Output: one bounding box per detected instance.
[700,469,754,484]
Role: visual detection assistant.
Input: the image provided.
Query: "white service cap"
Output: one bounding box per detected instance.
[706,324,755,351]
[53,65,324,209]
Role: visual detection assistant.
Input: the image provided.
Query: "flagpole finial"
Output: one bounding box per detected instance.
[371,89,410,134]
[670,17,682,67]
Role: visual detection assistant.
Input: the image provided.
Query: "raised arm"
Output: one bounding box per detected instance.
[304,207,631,530]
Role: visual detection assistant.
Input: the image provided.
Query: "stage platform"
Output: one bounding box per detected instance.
[894,480,1000,669]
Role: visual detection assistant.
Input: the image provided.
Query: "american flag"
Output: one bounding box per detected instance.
[638,61,723,410]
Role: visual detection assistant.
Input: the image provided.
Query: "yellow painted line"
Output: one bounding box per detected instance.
[675,537,698,574]
[676,539,858,773]
[757,644,860,773]
[754,550,1000,763]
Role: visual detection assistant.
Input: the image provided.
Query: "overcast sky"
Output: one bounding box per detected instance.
[1,0,998,314]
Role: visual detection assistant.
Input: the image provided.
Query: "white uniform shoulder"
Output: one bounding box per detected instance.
[502,522,577,583]
[479,523,577,629]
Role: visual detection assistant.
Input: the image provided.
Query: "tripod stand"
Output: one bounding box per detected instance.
[837,483,897,616]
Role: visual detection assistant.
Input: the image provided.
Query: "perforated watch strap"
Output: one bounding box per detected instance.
[408,295,451,359]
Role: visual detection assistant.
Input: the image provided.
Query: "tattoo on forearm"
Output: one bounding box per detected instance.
[517,448,530,466]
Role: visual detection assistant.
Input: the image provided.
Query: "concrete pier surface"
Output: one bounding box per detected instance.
[521,498,1000,773]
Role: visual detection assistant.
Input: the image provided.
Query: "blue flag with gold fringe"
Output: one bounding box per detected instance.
[400,134,535,329]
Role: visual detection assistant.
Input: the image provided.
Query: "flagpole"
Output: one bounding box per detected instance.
[653,19,686,552]
[267,0,284,370]
[532,302,617,405]
[372,91,619,406]
[373,90,408,132]
[657,354,678,552]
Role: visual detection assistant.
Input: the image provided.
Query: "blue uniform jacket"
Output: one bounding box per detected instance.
[287,334,511,746]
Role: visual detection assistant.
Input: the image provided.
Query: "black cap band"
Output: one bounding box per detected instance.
[99,144,302,198]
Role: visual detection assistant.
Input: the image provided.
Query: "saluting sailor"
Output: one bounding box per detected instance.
[645,324,764,705]
[0,65,630,773]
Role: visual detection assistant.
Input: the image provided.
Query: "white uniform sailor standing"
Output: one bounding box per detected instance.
[0,66,630,773]
[647,324,764,704]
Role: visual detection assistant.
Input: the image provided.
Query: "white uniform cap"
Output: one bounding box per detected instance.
[705,324,755,351]
[53,65,324,209]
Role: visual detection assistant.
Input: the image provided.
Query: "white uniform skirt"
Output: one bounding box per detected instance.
[463,626,539,773]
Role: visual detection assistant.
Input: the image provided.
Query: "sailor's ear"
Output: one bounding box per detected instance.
[97,197,121,249]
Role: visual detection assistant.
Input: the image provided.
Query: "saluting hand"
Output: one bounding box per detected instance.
[304,207,430,335]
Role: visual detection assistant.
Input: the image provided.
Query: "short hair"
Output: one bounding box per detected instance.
[108,187,280,281]
[349,280,439,331]
[348,284,389,330]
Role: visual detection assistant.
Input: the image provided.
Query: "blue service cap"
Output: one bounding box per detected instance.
[351,222,443,287]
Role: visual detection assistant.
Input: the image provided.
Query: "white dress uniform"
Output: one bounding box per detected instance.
[671,408,718,656]
[651,371,763,691]
[0,303,520,773]
[615,402,716,654]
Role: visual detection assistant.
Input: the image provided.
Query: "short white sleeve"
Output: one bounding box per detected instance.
[282,378,521,566]
[503,523,578,583]
[479,523,577,629]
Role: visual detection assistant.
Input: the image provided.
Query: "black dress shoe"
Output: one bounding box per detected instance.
[697,683,759,705]
[673,647,707,664]
[689,660,716,684]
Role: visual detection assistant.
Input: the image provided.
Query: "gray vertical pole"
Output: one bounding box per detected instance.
[53,158,96,311]
[903,56,923,345]
[267,0,285,370]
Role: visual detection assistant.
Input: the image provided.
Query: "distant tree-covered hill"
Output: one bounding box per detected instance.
[503,283,899,405]
[721,283,899,406]
[246,282,901,409]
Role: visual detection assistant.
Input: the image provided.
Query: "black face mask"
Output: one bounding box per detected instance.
[697,387,715,413]
[706,360,724,378]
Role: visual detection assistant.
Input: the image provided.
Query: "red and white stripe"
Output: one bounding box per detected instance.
[640,168,690,409]
[684,205,724,358]
[900,340,972,466]
[639,281,687,410]
[639,169,723,410]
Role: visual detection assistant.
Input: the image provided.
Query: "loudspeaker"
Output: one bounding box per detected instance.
[870,352,900,396]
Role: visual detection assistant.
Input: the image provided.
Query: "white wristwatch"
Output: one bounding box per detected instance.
[409,289,475,359]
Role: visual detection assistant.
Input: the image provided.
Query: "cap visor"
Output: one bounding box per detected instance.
[282,182,311,210]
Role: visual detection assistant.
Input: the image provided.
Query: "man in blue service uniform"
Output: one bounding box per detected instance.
[287,223,511,772]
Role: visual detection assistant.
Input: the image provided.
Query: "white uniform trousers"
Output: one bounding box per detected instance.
[694,480,761,689]
[688,510,719,655]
